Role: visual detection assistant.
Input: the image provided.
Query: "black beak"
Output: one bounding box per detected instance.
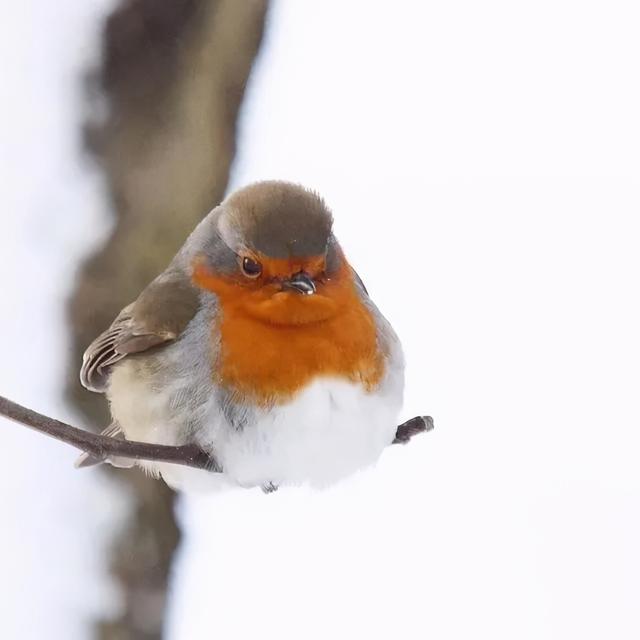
[282,271,316,295]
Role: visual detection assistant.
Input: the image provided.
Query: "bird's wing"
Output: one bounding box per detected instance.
[80,270,201,392]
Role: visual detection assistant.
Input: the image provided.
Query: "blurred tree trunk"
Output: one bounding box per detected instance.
[67,1,269,638]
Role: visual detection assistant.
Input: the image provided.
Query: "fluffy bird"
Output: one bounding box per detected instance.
[79,181,404,491]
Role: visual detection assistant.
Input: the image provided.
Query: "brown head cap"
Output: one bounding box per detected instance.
[221,181,333,259]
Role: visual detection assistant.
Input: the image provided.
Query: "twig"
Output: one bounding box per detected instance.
[0,394,432,472]
[0,395,216,470]
[393,415,434,443]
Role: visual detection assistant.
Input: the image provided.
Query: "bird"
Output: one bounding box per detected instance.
[78,181,404,491]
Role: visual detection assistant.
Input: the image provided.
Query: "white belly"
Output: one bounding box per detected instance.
[211,377,402,489]
[109,360,402,491]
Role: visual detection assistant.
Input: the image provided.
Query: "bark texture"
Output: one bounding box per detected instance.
[67,1,269,638]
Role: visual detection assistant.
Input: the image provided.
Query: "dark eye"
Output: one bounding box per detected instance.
[241,256,262,278]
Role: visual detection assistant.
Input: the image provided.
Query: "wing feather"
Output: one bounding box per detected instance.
[79,271,201,393]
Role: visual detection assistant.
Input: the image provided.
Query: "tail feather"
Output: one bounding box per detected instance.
[74,422,134,468]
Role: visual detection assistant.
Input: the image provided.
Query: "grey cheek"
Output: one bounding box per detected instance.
[325,235,342,276]
[204,233,240,275]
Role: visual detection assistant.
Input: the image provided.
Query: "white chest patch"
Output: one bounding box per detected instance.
[109,341,404,491]
[210,377,402,489]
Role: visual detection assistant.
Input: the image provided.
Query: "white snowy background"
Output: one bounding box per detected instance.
[0,1,125,639]
[1,1,639,639]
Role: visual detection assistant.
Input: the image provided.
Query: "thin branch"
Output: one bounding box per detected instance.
[0,395,216,470]
[0,394,432,473]
[393,415,434,443]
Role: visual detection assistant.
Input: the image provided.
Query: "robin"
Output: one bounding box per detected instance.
[79,181,404,491]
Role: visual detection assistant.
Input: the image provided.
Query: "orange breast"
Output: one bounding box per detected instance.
[194,263,384,405]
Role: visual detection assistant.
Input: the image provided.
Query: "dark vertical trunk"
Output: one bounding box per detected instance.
[66,1,269,637]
